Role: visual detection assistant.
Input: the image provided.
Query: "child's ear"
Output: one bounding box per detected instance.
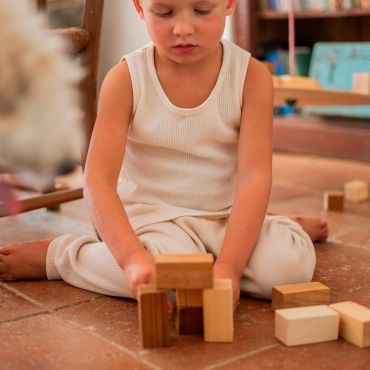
[132,0,145,20]
[225,0,237,16]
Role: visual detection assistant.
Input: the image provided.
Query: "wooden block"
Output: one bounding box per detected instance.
[344,180,369,203]
[275,305,339,346]
[155,254,214,289]
[323,191,344,211]
[272,281,330,311]
[138,284,170,348]
[352,73,370,95]
[203,279,233,342]
[272,75,321,89]
[175,307,204,335]
[177,289,203,307]
[329,301,370,348]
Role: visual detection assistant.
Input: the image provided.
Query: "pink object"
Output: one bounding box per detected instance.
[0,179,22,216]
[288,0,295,76]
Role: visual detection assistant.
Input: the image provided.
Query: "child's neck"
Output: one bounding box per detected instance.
[154,43,223,109]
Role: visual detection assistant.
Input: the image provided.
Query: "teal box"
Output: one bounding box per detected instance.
[305,42,370,118]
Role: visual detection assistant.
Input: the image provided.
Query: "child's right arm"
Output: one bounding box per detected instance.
[83,61,155,299]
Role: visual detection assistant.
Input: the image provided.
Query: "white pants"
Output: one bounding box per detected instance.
[46,215,316,300]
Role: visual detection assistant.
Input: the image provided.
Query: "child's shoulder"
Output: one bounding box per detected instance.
[120,42,154,64]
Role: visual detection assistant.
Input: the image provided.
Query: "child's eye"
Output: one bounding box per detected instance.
[194,9,212,15]
[154,11,173,18]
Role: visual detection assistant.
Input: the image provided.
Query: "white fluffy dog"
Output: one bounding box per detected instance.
[0,0,83,214]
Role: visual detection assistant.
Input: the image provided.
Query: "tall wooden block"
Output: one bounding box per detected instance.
[175,307,204,335]
[323,191,344,211]
[203,279,233,342]
[138,284,170,348]
[352,73,370,95]
[344,180,369,203]
[330,301,370,348]
[272,281,330,311]
[155,254,214,289]
[177,289,203,307]
[275,305,339,346]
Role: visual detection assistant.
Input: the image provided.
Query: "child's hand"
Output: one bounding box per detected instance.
[123,250,174,316]
[213,262,240,311]
[122,249,156,299]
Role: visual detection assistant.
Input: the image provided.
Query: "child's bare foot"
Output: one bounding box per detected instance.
[0,238,54,281]
[288,216,329,242]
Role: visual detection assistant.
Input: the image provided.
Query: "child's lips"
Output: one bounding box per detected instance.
[174,44,197,55]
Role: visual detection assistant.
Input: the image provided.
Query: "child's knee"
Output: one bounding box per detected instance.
[241,216,316,299]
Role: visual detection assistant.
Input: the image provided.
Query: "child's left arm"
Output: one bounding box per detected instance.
[214,58,274,310]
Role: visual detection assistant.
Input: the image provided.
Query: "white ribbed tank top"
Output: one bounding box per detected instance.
[118,39,250,230]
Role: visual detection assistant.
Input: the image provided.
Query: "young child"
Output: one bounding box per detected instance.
[0,0,328,311]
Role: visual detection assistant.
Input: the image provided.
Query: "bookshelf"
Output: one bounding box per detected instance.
[233,0,370,59]
[232,0,370,162]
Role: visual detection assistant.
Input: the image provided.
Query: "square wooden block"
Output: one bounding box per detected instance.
[344,180,369,203]
[323,191,344,211]
[275,305,339,346]
[175,307,204,335]
[272,281,330,311]
[177,288,203,307]
[330,301,370,348]
[155,254,214,290]
[352,73,370,95]
[203,279,233,342]
[138,284,170,348]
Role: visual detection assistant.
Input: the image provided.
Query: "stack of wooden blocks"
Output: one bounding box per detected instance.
[324,179,369,211]
[138,253,234,348]
[272,281,370,348]
[137,254,370,349]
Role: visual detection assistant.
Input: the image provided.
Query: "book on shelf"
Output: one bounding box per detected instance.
[257,0,369,11]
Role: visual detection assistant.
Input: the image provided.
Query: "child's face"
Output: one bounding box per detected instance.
[133,0,237,65]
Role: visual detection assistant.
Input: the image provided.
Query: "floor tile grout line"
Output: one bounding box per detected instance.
[0,282,49,309]
[51,310,163,370]
[0,310,49,327]
[0,282,106,318]
[201,343,280,370]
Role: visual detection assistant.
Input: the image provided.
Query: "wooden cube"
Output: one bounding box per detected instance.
[323,191,344,211]
[330,301,370,348]
[177,289,203,307]
[344,180,369,203]
[138,284,170,348]
[155,254,214,290]
[275,305,339,346]
[175,307,204,335]
[203,279,233,342]
[272,281,330,311]
[352,73,370,95]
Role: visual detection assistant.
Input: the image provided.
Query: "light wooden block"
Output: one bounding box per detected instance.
[330,301,370,348]
[175,307,204,335]
[272,75,321,89]
[344,180,369,203]
[275,305,339,346]
[203,279,233,342]
[138,284,170,348]
[352,73,370,95]
[155,254,214,289]
[272,281,330,311]
[177,289,203,307]
[323,191,344,211]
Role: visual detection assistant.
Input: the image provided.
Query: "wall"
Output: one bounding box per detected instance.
[98,1,150,89]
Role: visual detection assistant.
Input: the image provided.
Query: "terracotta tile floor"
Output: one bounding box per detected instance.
[1,152,370,369]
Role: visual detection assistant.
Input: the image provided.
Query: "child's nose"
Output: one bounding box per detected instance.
[173,15,194,36]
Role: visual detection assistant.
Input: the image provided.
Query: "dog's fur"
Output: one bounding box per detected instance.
[0,0,82,178]
[0,0,83,212]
